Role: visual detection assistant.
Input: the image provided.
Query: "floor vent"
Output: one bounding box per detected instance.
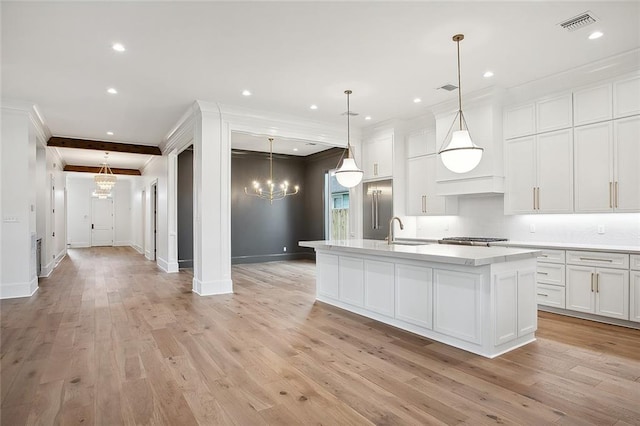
[559,11,597,32]
[438,84,458,92]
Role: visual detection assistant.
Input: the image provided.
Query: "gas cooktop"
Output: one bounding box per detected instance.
[438,237,508,246]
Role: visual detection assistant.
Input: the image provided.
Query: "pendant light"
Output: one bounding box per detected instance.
[438,34,483,174]
[334,90,364,188]
[244,137,299,204]
[94,152,117,190]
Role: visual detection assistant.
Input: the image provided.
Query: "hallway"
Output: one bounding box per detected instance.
[2,248,640,425]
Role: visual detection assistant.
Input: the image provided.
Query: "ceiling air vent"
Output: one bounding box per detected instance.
[438,84,458,92]
[559,11,597,32]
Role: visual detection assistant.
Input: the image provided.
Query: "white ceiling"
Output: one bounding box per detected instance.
[2,1,640,167]
[232,132,335,156]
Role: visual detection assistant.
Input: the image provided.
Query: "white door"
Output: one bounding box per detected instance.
[505,135,536,214]
[537,129,573,213]
[595,268,629,320]
[574,122,614,212]
[614,116,640,212]
[566,265,595,314]
[91,198,113,246]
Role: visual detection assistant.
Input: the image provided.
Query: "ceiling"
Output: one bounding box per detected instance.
[2,1,639,168]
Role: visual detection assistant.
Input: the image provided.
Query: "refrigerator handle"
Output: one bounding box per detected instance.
[375,192,380,229]
[371,192,376,230]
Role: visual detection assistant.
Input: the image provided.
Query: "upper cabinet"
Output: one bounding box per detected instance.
[536,93,573,133]
[505,129,573,214]
[614,73,640,118]
[573,83,613,126]
[363,130,393,181]
[504,104,536,139]
[406,128,437,158]
[406,155,458,216]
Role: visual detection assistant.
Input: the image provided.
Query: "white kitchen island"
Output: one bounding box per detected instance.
[299,239,541,358]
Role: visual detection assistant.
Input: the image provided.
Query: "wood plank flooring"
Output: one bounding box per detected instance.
[2,247,640,425]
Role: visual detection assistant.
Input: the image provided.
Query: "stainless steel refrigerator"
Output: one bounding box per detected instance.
[363,179,393,240]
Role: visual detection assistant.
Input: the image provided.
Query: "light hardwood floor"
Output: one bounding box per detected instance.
[2,247,640,425]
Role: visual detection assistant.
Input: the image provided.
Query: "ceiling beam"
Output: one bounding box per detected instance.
[64,165,141,176]
[48,136,162,155]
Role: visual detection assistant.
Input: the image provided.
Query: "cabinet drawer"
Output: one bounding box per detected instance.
[537,263,565,286]
[536,284,565,309]
[566,251,629,269]
[536,249,565,264]
[631,255,640,271]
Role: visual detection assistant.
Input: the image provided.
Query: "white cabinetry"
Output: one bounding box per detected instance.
[363,132,393,180]
[565,251,630,320]
[614,73,640,118]
[407,155,457,216]
[317,253,339,299]
[505,129,573,214]
[504,103,536,139]
[536,93,573,133]
[535,249,566,309]
[395,264,432,329]
[631,255,640,323]
[573,83,613,126]
[574,118,640,212]
[339,256,364,307]
[494,268,536,345]
[364,260,395,317]
[406,128,437,158]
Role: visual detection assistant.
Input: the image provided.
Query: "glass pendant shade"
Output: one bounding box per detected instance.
[439,130,483,174]
[335,157,364,188]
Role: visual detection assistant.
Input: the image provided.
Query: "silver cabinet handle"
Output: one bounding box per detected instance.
[609,182,613,209]
[615,181,619,208]
[533,187,536,210]
[580,257,613,263]
[538,254,549,258]
[537,271,549,275]
[537,293,549,297]
[596,273,599,293]
[591,272,594,292]
[536,187,540,210]
[374,163,378,176]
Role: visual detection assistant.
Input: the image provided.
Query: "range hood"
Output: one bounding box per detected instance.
[432,87,505,195]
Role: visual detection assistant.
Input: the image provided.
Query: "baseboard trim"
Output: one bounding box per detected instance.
[539,305,640,330]
[0,278,38,299]
[114,241,130,247]
[69,242,90,248]
[232,252,314,265]
[131,244,144,254]
[193,277,233,296]
[157,257,179,273]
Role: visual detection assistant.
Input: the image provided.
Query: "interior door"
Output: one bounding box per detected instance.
[91,198,113,246]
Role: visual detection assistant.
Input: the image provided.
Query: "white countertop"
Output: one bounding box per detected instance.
[491,240,640,254]
[299,239,539,267]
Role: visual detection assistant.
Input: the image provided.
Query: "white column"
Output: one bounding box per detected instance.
[166,151,179,272]
[192,102,233,295]
[1,108,38,298]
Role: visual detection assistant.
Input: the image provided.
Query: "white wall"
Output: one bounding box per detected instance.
[66,175,132,248]
[413,194,640,247]
[137,156,169,267]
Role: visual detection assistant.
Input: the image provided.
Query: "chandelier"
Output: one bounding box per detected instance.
[334,89,364,188]
[244,138,299,204]
[438,34,484,173]
[92,187,112,199]
[94,152,117,190]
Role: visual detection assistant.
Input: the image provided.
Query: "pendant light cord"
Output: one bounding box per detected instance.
[456,36,463,131]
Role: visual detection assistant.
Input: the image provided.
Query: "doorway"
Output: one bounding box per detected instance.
[324,170,349,240]
[177,145,194,268]
[91,198,114,246]
[150,182,158,261]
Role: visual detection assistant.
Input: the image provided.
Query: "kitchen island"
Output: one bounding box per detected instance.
[299,239,541,358]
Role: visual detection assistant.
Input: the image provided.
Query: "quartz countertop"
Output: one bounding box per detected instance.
[490,240,640,255]
[299,239,539,267]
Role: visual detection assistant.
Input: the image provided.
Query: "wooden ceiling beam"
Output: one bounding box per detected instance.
[48,136,162,156]
[63,165,141,176]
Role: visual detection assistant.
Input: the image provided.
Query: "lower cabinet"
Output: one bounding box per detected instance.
[566,265,629,320]
[339,256,365,307]
[395,264,433,329]
[536,284,565,308]
[494,269,537,346]
[631,270,640,323]
[317,253,339,299]
[364,260,395,317]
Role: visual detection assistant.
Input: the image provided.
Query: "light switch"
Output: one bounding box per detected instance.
[597,225,605,234]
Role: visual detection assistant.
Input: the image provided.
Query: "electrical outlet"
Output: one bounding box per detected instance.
[529,224,536,233]
[283,246,287,252]
[597,225,605,234]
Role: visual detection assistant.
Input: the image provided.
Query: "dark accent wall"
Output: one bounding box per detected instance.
[231,148,343,264]
[177,146,193,268]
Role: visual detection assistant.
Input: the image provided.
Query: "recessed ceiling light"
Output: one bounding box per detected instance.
[107,87,118,95]
[112,43,126,52]
[242,90,251,96]
[588,31,603,40]
[413,98,422,103]
[365,116,372,120]
[483,71,494,78]
[310,104,318,110]
[106,131,114,136]
[293,148,299,152]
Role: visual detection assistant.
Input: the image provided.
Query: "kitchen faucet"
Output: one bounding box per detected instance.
[388,216,404,245]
